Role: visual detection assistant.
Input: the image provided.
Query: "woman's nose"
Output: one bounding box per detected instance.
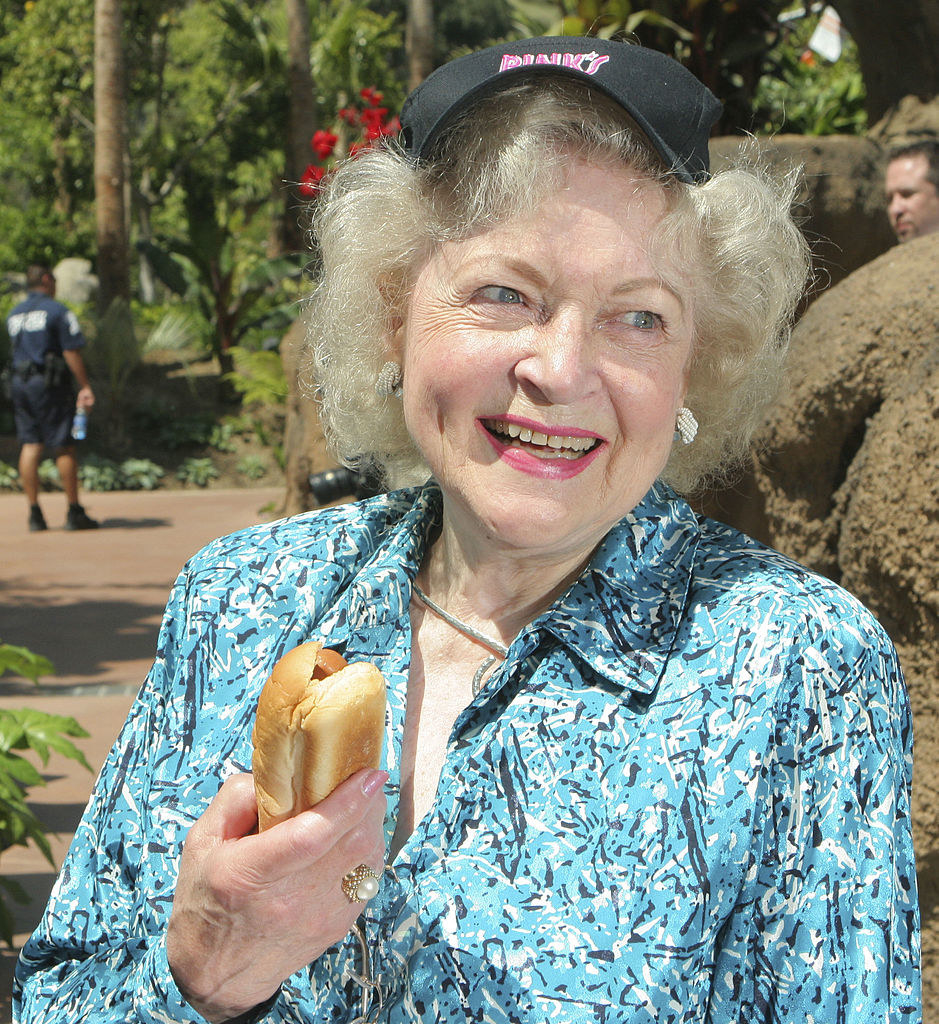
[513,309,595,404]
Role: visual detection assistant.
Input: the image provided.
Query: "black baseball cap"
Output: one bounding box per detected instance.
[399,36,722,184]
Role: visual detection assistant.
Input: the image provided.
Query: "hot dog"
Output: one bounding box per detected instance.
[252,641,387,831]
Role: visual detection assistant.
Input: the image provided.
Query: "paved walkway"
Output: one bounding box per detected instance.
[0,486,285,1017]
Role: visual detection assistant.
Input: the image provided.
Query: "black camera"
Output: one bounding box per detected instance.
[308,466,383,505]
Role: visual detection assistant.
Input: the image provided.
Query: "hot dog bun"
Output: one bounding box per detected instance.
[252,641,386,831]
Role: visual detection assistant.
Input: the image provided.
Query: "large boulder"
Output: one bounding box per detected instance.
[702,231,939,1016]
[711,133,895,290]
[871,94,939,148]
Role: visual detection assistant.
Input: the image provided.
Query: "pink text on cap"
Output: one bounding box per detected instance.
[499,51,611,75]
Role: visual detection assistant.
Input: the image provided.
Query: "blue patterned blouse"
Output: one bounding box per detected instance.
[15,482,921,1023]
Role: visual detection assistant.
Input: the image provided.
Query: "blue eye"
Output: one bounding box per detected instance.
[627,311,658,329]
[477,285,523,304]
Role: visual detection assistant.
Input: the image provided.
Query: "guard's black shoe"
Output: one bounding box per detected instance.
[65,504,99,530]
[28,505,48,532]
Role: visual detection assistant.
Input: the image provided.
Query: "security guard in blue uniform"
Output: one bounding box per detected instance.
[8,264,98,531]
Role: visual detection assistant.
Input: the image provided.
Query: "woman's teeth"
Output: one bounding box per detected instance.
[487,419,597,458]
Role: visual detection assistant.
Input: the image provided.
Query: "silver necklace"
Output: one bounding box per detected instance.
[411,583,510,696]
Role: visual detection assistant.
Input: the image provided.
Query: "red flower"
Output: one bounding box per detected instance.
[799,49,816,66]
[338,107,359,126]
[299,164,326,196]
[311,129,338,160]
[360,105,391,141]
[360,86,384,106]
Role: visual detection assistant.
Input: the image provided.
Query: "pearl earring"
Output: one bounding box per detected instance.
[375,361,403,397]
[675,406,698,445]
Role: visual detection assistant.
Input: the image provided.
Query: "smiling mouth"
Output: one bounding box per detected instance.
[483,419,600,460]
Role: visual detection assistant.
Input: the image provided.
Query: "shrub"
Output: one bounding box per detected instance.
[208,422,237,453]
[236,453,266,481]
[752,13,867,136]
[153,414,216,451]
[78,455,166,491]
[120,458,165,491]
[0,643,90,947]
[37,459,60,490]
[77,455,124,492]
[176,457,219,487]
[0,461,19,491]
[224,346,288,408]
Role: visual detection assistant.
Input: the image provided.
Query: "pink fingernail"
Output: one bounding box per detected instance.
[361,770,388,796]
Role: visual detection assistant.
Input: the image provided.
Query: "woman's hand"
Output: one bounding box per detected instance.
[166,768,387,1023]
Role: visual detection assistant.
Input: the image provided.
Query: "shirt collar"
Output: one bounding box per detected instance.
[308,485,439,644]
[541,482,700,695]
[312,481,699,696]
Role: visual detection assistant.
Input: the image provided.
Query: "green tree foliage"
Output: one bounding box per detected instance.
[311,0,405,119]
[0,0,97,267]
[0,0,408,374]
[0,0,296,274]
[507,0,794,133]
[381,0,516,66]
[506,0,866,136]
[138,164,301,370]
[752,9,867,136]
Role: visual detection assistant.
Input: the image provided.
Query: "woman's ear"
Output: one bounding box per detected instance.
[377,272,406,361]
[383,315,405,363]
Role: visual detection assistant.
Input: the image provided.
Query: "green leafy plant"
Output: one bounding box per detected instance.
[0,460,19,491]
[0,645,54,683]
[176,457,219,487]
[272,442,286,471]
[208,422,238,453]
[0,643,90,947]
[77,455,166,492]
[119,458,165,491]
[142,411,217,451]
[37,459,61,490]
[86,298,145,421]
[137,223,300,374]
[224,346,289,408]
[236,453,267,481]
[77,455,124,492]
[506,0,792,132]
[251,418,272,447]
[752,12,867,136]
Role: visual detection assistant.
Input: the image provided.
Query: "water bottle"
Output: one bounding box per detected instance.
[71,406,88,441]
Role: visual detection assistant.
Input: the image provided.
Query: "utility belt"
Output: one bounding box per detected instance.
[12,352,69,389]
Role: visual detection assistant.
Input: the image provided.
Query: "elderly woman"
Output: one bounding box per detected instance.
[16,36,920,1024]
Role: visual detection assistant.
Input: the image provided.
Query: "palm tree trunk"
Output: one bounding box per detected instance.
[279,0,318,256]
[94,0,130,312]
[407,0,435,92]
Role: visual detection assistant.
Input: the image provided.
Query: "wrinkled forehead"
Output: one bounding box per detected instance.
[888,152,932,183]
[411,162,693,307]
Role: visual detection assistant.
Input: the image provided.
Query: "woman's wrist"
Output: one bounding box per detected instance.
[178,987,279,1024]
